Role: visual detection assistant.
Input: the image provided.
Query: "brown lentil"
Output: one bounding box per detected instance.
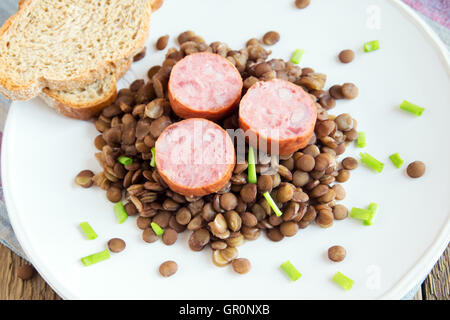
[156,35,169,50]
[240,183,257,203]
[162,228,178,245]
[336,169,350,182]
[257,175,273,193]
[319,96,336,110]
[240,212,258,227]
[296,154,315,172]
[124,202,138,216]
[108,238,126,252]
[328,245,346,262]
[176,207,191,225]
[407,161,426,178]
[332,184,346,200]
[106,187,122,203]
[211,241,227,250]
[220,193,238,211]
[94,135,107,150]
[317,209,334,228]
[295,0,310,9]
[279,221,299,237]
[329,85,345,100]
[338,50,355,63]
[342,157,358,170]
[75,170,95,188]
[159,261,178,277]
[133,47,146,62]
[341,83,359,99]
[232,258,251,274]
[225,210,242,232]
[333,204,348,220]
[142,227,158,243]
[262,31,280,46]
[267,228,284,242]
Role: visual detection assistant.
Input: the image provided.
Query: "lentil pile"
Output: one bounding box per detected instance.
[77,31,361,275]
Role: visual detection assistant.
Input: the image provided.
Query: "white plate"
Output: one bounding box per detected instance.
[2,0,449,300]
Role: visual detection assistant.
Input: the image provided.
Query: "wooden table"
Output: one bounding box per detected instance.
[0,0,448,300]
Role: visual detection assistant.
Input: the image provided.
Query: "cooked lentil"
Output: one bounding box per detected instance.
[108,238,126,252]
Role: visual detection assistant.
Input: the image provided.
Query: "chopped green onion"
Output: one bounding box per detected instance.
[356,132,366,148]
[113,202,128,224]
[332,272,354,290]
[118,156,133,166]
[291,49,305,64]
[150,147,156,167]
[360,152,384,173]
[389,153,404,168]
[247,146,257,184]
[79,222,98,240]
[263,192,283,217]
[280,261,302,281]
[363,203,379,226]
[364,40,380,52]
[151,222,164,236]
[350,207,372,221]
[81,249,110,266]
[400,100,425,116]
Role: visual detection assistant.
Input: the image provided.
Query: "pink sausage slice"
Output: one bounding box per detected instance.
[168,52,243,121]
[239,79,317,155]
[155,118,235,197]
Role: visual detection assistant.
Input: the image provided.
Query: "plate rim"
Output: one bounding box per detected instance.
[2,0,449,300]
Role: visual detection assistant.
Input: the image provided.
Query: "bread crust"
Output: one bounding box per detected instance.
[39,58,132,120]
[0,0,152,101]
[40,79,118,121]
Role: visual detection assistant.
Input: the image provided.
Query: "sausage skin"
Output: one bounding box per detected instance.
[239,79,317,156]
[168,52,243,121]
[155,118,235,197]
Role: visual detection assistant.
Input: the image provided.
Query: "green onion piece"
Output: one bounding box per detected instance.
[350,207,372,221]
[81,249,110,267]
[389,153,404,168]
[356,132,366,148]
[150,147,156,167]
[332,272,354,290]
[118,156,133,166]
[280,261,302,281]
[363,203,379,226]
[291,49,305,64]
[79,222,98,240]
[113,202,128,224]
[400,100,425,116]
[364,40,380,52]
[263,192,283,217]
[247,146,257,184]
[360,152,384,173]
[151,222,164,236]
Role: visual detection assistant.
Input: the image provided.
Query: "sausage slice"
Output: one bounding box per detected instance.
[168,52,243,121]
[155,118,235,197]
[239,79,317,155]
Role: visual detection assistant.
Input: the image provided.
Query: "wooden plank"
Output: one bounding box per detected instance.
[422,245,450,300]
[0,244,60,300]
[0,241,448,300]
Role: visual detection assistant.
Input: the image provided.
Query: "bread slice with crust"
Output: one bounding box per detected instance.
[0,0,152,100]
[14,0,164,120]
[39,58,132,120]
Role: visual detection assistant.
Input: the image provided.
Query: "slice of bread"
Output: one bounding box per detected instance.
[0,0,152,100]
[40,58,132,120]
[40,73,118,120]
